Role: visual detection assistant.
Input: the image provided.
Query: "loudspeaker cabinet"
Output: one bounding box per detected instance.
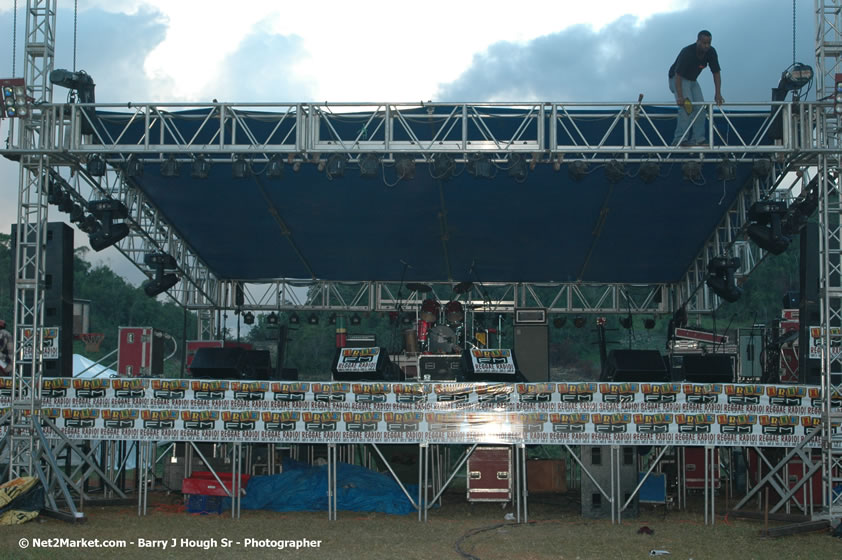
[467,446,512,502]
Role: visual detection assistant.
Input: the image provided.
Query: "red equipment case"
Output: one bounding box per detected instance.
[467,446,513,502]
[117,327,165,377]
[684,447,720,489]
[182,471,251,497]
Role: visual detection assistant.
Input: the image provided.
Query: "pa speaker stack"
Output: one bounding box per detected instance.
[189,347,272,380]
[603,350,669,382]
[682,354,734,383]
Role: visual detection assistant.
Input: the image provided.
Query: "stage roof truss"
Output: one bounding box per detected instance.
[13,100,830,163]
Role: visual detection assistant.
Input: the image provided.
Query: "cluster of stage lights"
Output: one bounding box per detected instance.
[146,153,756,186]
[0,79,29,118]
[45,173,130,252]
[250,311,358,327]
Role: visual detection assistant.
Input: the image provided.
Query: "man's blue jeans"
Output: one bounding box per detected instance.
[668,76,705,144]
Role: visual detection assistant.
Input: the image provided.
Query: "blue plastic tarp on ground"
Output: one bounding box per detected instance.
[229,458,417,515]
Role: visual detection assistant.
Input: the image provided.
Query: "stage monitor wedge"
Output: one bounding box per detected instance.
[604,349,669,382]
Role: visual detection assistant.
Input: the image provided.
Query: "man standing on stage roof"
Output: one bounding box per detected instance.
[668,30,724,146]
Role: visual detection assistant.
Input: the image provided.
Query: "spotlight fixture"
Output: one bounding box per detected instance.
[126,156,144,178]
[568,160,589,181]
[643,317,656,330]
[50,69,96,134]
[573,316,587,329]
[681,161,702,182]
[752,159,772,179]
[266,312,279,326]
[288,312,300,325]
[350,313,361,326]
[232,155,251,178]
[243,311,255,325]
[86,154,106,177]
[328,313,337,325]
[780,63,814,92]
[706,256,742,303]
[431,154,454,180]
[638,161,660,183]
[68,203,86,224]
[396,156,416,180]
[619,316,632,329]
[359,154,380,179]
[605,160,626,184]
[401,314,413,326]
[265,154,284,179]
[88,199,129,251]
[508,154,528,182]
[747,200,790,255]
[58,194,75,214]
[142,252,179,297]
[160,155,180,177]
[308,313,319,325]
[191,155,211,179]
[326,154,346,178]
[716,159,736,181]
[467,155,494,179]
[552,317,566,329]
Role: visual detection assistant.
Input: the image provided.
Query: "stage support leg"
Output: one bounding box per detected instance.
[704,445,715,525]
[515,443,528,524]
[327,443,337,520]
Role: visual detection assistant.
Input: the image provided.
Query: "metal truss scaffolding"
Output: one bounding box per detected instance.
[4,0,842,525]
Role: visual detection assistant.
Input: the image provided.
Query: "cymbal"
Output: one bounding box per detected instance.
[406,282,432,293]
[453,281,473,294]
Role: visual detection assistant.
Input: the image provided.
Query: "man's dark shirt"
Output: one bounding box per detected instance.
[668,43,721,81]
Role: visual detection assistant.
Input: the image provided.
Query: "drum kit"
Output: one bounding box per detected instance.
[403,281,476,354]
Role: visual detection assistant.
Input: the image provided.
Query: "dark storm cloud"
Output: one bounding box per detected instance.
[437,0,816,103]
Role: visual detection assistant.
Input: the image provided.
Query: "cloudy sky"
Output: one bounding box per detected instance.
[0,0,816,283]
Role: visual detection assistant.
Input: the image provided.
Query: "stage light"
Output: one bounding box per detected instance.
[573,316,586,329]
[0,78,30,119]
[328,313,337,325]
[747,200,790,255]
[56,193,73,213]
[643,317,656,330]
[86,154,106,177]
[781,63,813,91]
[232,155,251,178]
[401,314,413,326]
[326,154,346,178]
[68,204,85,224]
[396,156,416,180]
[359,154,380,179]
[126,156,144,178]
[161,155,180,177]
[308,313,319,325]
[638,162,660,183]
[681,161,702,182]
[243,311,255,325]
[191,156,211,179]
[142,252,179,298]
[716,159,736,181]
[266,154,284,179]
[619,316,632,329]
[552,317,566,328]
[706,257,742,302]
[50,69,96,134]
[431,154,454,180]
[468,155,494,179]
[266,312,279,326]
[88,199,130,251]
[605,160,626,184]
[752,159,771,179]
[350,313,361,326]
[568,160,589,181]
[508,154,528,182]
[288,312,300,325]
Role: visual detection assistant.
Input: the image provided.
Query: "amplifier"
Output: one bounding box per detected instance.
[346,334,376,348]
[418,354,462,381]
